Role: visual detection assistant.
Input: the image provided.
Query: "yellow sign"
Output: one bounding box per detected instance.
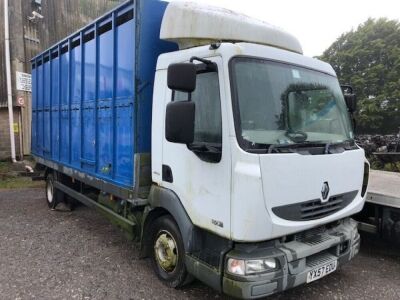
[13,123,19,133]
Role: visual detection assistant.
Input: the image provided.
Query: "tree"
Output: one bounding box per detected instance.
[319,18,400,134]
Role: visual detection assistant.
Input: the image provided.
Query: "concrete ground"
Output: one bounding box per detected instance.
[0,188,399,300]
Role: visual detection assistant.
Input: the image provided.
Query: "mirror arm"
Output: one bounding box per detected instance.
[190,56,213,65]
[171,89,193,102]
[190,56,217,72]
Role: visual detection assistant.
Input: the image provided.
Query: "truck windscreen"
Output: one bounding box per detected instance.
[230,57,354,151]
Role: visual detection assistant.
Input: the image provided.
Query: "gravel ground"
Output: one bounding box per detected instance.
[0,188,399,300]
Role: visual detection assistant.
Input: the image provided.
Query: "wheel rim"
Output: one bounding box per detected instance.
[154,230,178,273]
[47,179,54,204]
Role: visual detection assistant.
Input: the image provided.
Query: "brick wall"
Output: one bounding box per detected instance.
[0,108,21,160]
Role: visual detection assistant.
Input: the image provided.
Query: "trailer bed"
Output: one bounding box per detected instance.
[367,170,400,209]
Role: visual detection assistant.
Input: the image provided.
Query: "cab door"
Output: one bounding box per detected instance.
[161,57,231,238]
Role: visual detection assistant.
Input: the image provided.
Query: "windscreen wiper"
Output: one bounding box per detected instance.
[268,141,328,154]
[324,139,356,154]
[268,143,296,154]
[285,129,308,143]
[246,140,354,154]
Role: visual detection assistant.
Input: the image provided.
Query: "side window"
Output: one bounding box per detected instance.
[176,71,222,145]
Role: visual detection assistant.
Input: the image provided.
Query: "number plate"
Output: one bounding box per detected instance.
[307,260,337,283]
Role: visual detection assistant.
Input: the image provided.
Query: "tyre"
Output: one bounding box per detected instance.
[45,173,64,209]
[149,215,189,288]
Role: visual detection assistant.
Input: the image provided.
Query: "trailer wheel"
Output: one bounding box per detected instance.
[45,173,64,209]
[150,215,189,288]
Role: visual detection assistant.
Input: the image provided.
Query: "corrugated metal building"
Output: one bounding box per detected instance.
[0,0,125,160]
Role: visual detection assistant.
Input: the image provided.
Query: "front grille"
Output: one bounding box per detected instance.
[272,191,358,221]
[296,234,332,246]
[301,195,345,220]
[295,225,326,241]
[306,251,337,268]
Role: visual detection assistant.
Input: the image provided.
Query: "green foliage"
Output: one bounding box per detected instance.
[319,18,400,134]
[0,177,44,190]
[0,161,9,173]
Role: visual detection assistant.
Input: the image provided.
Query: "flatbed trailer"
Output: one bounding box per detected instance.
[357,170,400,241]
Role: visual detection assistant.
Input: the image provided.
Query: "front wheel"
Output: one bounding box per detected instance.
[45,173,64,209]
[149,215,190,288]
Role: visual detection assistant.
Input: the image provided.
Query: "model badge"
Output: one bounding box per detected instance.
[212,219,224,228]
[321,182,330,202]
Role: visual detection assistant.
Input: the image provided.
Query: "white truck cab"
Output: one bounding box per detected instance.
[154,42,366,240]
[150,2,368,298]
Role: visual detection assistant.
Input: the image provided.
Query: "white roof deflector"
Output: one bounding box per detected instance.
[160,1,303,54]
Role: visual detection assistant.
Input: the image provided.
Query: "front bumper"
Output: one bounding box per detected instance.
[223,218,360,299]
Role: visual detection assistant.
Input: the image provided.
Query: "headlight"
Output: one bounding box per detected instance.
[227,258,245,275]
[227,258,278,276]
[246,258,277,275]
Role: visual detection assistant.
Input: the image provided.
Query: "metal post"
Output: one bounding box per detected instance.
[80,32,84,168]
[49,50,53,157]
[112,12,117,179]
[68,39,72,164]
[95,24,99,174]
[35,58,39,154]
[58,45,62,161]
[4,0,17,162]
[42,54,45,156]
[58,44,62,161]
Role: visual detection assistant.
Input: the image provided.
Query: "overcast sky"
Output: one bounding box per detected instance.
[171,0,400,57]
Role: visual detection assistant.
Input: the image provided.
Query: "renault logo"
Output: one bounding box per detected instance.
[321,182,330,202]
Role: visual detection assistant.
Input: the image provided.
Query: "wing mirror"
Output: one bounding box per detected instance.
[165,101,195,144]
[341,85,357,114]
[166,63,197,144]
[167,63,197,93]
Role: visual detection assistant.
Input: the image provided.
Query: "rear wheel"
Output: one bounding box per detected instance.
[45,173,64,209]
[149,215,189,288]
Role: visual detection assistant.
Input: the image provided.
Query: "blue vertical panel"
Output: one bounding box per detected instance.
[82,36,96,172]
[60,51,70,163]
[115,18,135,186]
[71,45,82,104]
[31,64,37,155]
[37,63,44,156]
[94,24,100,176]
[70,44,82,168]
[136,0,178,153]
[43,60,51,158]
[97,24,113,179]
[51,57,60,159]
[112,13,117,182]
[57,45,62,162]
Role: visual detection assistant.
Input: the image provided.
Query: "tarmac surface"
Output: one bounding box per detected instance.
[1,188,399,300]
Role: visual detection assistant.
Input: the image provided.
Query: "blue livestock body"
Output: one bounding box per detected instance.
[31,0,177,189]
